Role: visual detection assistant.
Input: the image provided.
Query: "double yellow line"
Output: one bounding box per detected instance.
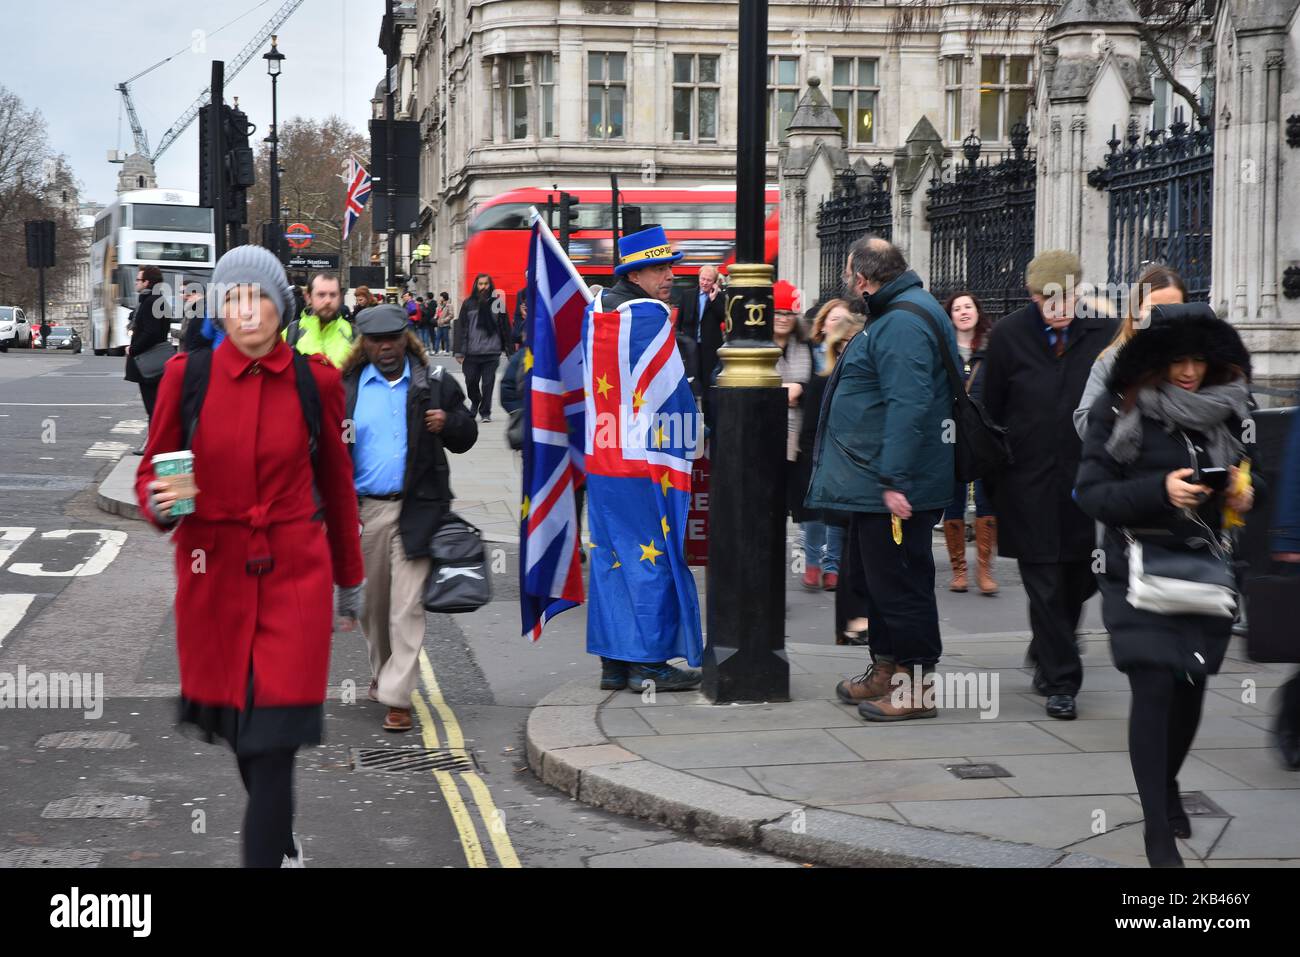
[409,649,520,868]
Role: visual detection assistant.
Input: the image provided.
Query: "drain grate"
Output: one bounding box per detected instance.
[41,795,151,820]
[0,848,102,868]
[1180,791,1230,817]
[350,747,478,774]
[947,763,1013,779]
[36,731,135,750]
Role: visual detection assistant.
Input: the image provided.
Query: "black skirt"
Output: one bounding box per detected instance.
[177,670,322,757]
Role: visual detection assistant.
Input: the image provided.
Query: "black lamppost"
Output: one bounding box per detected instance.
[263,35,285,261]
[702,0,789,703]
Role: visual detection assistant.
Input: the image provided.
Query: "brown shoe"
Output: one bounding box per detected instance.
[835,657,897,704]
[943,519,968,592]
[975,517,999,595]
[857,667,938,721]
[383,707,413,732]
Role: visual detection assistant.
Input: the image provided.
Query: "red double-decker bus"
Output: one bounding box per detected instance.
[461,185,779,314]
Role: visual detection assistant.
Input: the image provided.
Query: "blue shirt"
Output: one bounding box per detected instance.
[353,359,410,496]
[201,315,226,349]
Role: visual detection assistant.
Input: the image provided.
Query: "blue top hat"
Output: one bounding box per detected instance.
[614,225,684,277]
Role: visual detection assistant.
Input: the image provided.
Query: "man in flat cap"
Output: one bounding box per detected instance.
[341,304,478,732]
[974,250,1117,721]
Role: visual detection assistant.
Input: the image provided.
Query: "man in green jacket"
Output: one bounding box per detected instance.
[805,236,957,722]
[283,272,355,368]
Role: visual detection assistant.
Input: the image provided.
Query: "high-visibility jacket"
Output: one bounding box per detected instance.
[283,312,355,368]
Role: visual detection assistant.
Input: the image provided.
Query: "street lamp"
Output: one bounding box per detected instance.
[702,0,789,703]
[263,35,285,261]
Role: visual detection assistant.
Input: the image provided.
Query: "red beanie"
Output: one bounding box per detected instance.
[773,280,800,313]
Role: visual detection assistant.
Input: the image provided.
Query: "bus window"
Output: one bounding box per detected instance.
[575,205,613,230]
[467,203,532,233]
[135,241,212,263]
[132,204,213,233]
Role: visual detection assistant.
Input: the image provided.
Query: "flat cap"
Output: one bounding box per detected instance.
[354,303,409,336]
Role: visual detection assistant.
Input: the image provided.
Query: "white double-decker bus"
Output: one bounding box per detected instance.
[89,189,215,355]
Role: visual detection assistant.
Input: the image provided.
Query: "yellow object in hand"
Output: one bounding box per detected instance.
[1223,458,1252,530]
[891,514,903,545]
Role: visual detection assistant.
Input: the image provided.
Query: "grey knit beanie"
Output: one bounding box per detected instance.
[207,245,292,329]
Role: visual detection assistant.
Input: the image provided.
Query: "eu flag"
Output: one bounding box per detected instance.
[583,292,704,666]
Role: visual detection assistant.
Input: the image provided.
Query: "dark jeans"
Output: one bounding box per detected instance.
[1019,559,1097,695]
[462,354,500,418]
[852,509,943,666]
[433,326,450,353]
[236,747,298,868]
[942,479,993,521]
[834,518,870,636]
[138,378,160,421]
[1126,668,1206,851]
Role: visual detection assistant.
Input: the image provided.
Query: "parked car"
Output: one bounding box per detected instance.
[43,326,82,353]
[0,306,33,352]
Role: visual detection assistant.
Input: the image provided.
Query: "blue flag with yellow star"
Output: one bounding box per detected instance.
[582,290,704,665]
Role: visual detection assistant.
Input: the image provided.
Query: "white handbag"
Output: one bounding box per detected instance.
[1124,530,1237,619]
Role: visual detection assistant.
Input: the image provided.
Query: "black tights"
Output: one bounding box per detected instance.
[236,748,298,868]
[1126,668,1206,866]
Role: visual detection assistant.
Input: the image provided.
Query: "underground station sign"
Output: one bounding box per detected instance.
[286,254,339,270]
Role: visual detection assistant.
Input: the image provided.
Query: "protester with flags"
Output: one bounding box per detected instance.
[583,226,705,692]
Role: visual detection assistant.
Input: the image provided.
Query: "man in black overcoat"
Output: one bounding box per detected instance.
[974,250,1118,720]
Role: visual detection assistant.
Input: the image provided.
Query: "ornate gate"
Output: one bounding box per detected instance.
[927,123,1036,321]
[816,162,892,302]
[1087,113,1214,302]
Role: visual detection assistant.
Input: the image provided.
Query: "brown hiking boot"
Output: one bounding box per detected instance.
[857,666,938,721]
[975,517,999,595]
[835,657,897,704]
[943,519,968,592]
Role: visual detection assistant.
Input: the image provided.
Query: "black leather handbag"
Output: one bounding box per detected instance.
[422,513,490,614]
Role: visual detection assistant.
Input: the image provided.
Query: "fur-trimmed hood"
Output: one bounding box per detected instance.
[1107,303,1251,394]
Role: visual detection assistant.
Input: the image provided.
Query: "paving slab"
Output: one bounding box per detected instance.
[682,766,766,792]
[614,728,862,769]
[828,721,1076,761]
[633,699,862,735]
[890,795,1145,849]
[1033,715,1270,753]
[1191,749,1300,789]
[1060,823,1206,869]
[598,708,657,738]
[977,751,1248,797]
[747,758,1021,806]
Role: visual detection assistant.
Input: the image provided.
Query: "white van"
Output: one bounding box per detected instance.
[0,306,33,352]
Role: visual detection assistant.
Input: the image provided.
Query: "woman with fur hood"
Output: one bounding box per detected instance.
[1075,303,1258,868]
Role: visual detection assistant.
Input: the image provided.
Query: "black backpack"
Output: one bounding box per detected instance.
[180,346,323,481]
[891,301,1012,484]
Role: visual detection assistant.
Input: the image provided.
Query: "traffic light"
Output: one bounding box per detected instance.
[25,220,56,269]
[558,192,580,250]
[621,205,642,236]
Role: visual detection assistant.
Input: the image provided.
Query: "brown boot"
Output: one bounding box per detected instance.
[943,519,968,592]
[835,657,897,704]
[975,516,999,595]
[857,665,939,721]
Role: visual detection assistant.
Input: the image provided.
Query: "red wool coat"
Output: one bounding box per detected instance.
[135,341,364,710]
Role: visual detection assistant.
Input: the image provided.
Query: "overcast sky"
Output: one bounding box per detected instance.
[8,0,386,205]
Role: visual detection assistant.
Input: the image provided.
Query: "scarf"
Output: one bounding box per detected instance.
[1105,379,1252,468]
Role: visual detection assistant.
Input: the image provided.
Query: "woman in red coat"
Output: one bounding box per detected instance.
[135,245,364,868]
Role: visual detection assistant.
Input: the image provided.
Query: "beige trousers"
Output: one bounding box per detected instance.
[359,498,432,709]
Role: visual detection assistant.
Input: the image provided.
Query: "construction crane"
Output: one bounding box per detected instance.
[114,0,306,165]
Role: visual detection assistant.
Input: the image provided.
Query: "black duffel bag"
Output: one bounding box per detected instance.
[893,302,1012,484]
[423,513,491,614]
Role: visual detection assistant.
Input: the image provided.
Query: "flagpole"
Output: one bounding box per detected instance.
[702,0,790,703]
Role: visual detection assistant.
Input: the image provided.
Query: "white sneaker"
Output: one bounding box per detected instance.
[281,835,306,868]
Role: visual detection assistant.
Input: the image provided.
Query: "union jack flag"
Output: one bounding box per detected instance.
[342,154,372,242]
[519,209,590,640]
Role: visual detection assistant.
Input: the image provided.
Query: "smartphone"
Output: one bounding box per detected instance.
[1198,467,1230,492]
